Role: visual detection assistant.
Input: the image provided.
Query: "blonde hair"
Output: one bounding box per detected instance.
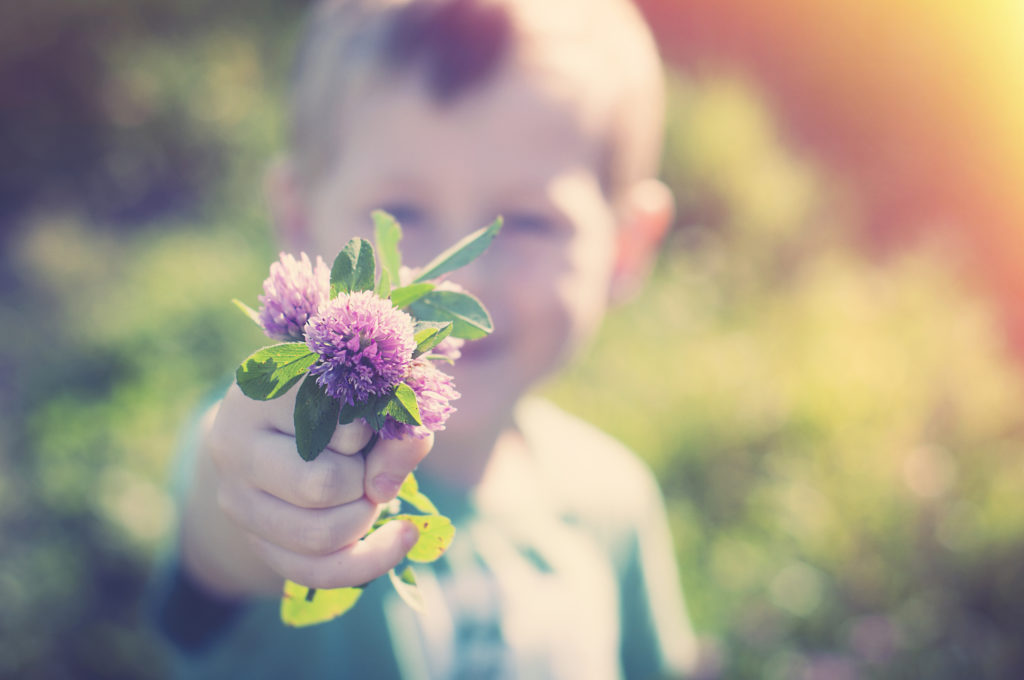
[288,0,666,201]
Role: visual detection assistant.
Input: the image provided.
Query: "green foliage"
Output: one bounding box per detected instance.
[330,238,376,297]
[3,217,272,678]
[280,580,363,628]
[397,472,439,515]
[373,210,403,282]
[412,321,454,358]
[232,298,261,324]
[385,514,456,563]
[391,282,435,309]
[0,5,298,676]
[409,290,493,340]
[236,219,494,620]
[375,267,392,299]
[337,399,363,426]
[236,343,318,400]
[280,473,450,626]
[293,375,342,461]
[248,220,495,462]
[383,384,422,426]
[332,382,422,433]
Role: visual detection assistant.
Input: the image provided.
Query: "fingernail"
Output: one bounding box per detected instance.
[401,521,420,549]
[372,473,404,501]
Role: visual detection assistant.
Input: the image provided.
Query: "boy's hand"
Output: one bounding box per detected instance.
[182,385,430,597]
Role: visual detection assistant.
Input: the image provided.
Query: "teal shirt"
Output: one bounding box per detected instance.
[153,399,697,679]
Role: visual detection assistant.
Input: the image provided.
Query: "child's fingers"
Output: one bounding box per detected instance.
[325,421,374,455]
[248,518,420,590]
[363,433,434,504]
[221,384,374,455]
[219,484,380,557]
[216,430,367,509]
[263,414,373,457]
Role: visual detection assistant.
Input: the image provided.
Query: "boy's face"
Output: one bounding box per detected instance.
[290,60,622,429]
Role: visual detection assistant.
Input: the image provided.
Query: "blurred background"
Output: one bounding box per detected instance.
[2,0,1023,677]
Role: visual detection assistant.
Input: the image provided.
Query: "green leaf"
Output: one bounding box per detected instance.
[281,579,363,627]
[397,472,439,515]
[338,399,367,426]
[409,290,493,339]
[388,566,425,613]
[397,566,417,586]
[390,282,434,309]
[330,238,376,296]
[363,409,383,432]
[294,375,341,461]
[412,321,453,358]
[232,298,262,326]
[361,392,391,432]
[373,211,402,282]
[375,267,391,299]
[382,383,422,426]
[236,343,318,400]
[387,514,455,563]
[413,216,503,283]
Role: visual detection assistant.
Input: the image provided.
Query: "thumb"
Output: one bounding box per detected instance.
[363,432,433,504]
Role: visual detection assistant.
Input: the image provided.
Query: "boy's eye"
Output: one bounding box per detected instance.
[379,202,426,227]
[503,211,560,236]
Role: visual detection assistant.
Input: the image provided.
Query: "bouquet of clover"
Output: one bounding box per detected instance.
[232,211,501,627]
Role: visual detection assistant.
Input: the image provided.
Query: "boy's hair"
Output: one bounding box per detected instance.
[289,0,666,203]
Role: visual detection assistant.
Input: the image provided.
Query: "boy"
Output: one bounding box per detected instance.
[155,0,699,677]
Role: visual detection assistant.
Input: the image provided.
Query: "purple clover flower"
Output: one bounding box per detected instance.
[305,290,417,405]
[380,359,460,440]
[258,252,330,342]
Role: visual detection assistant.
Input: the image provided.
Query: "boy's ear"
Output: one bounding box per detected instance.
[264,157,309,252]
[610,178,674,303]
